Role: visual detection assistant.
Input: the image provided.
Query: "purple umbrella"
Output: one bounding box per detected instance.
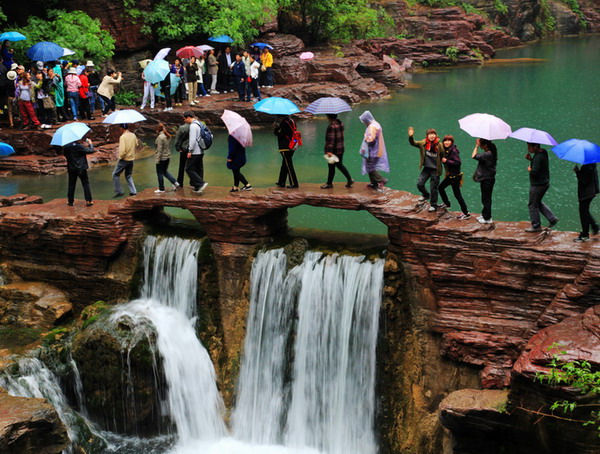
[305,97,352,115]
[509,127,558,146]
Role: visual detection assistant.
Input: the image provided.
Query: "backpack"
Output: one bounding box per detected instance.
[194,120,213,150]
[287,118,302,151]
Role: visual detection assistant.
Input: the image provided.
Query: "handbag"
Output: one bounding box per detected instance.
[42,96,55,109]
[260,64,267,72]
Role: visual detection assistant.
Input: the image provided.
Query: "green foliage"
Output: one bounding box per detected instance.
[535,343,600,434]
[494,0,509,14]
[10,10,115,64]
[562,0,587,27]
[411,0,479,15]
[80,301,111,330]
[114,90,139,107]
[43,327,70,346]
[537,0,557,33]
[444,46,459,62]
[0,7,6,24]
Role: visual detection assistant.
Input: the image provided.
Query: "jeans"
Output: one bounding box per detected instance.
[416,167,440,204]
[277,149,298,187]
[67,92,79,119]
[439,174,469,215]
[112,159,136,195]
[197,82,208,96]
[578,197,598,236]
[89,86,99,112]
[480,178,495,221]
[326,154,352,184]
[156,159,177,190]
[528,184,557,228]
[186,154,205,189]
[232,169,249,187]
[67,169,92,204]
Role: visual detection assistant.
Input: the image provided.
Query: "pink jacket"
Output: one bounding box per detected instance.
[65,74,82,93]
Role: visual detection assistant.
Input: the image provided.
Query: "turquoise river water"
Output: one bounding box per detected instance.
[1,36,599,235]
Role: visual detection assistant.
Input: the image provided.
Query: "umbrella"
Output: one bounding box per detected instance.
[103,109,147,124]
[221,110,253,148]
[0,142,15,157]
[508,127,558,146]
[0,31,26,42]
[552,139,600,165]
[254,97,300,115]
[144,59,170,84]
[26,41,64,62]
[154,47,171,61]
[305,97,351,115]
[177,46,203,59]
[208,35,234,44]
[50,122,91,146]
[154,73,181,97]
[251,42,273,49]
[62,48,76,57]
[139,59,152,69]
[458,113,512,140]
[299,52,314,61]
[198,45,214,52]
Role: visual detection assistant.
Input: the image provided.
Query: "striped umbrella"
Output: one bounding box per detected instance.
[304,97,352,115]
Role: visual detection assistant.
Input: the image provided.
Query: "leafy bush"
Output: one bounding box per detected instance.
[10,10,115,64]
[494,0,509,14]
[114,90,139,107]
[444,46,459,62]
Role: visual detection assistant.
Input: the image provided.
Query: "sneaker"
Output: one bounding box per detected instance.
[525,226,542,232]
[457,213,471,220]
[113,192,124,198]
[198,182,208,192]
[428,206,436,212]
[548,218,559,228]
[367,183,377,189]
[173,182,181,190]
[320,183,333,189]
[418,196,428,202]
[205,94,211,97]
[163,107,170,112]
[85,201,94,207]
[286,185,299,189]
[129,193,137,196]
[154,189,165,194]
[241,185,252,191]
[230,187,239,192]
[574,235,590,243]
[345,180,354,188]
[592,225,600,235]
[436,203,448,209]
[477,216,493,224]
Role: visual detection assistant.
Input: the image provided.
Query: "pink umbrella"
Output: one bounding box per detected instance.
[221,110,253,148]
[176,46,203,59]
[299,52,314,61]
[198,44,214,52]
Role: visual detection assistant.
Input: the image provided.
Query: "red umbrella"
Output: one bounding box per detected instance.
[176,46,202,59]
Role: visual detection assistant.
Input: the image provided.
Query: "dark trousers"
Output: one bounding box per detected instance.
[245,80,252,101]
[277,149,298,187]
[368,171,386,186]
[234,78,245,101]
[480,178,495,221]
[100,95,115,115]
[186,154,205,189]
[264,67,273,86]
[56,105,68,122]
[579,197,598,236]
[250,79,261,100]
[439,174,469,215]
[528,184,557,228]
[156,159,177,190]
[67,169,92,203]
[326,155,352,184]
[232,168,249,187]
[177,151,188,186]
[174,83,184,103]
[417,167,440,204]
[79,97,92,119]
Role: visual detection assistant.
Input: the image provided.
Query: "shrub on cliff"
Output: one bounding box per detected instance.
[10,10,115,64]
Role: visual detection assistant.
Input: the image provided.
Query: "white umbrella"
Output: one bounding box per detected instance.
[198,45,214,52]
[458,113,512,140]
[62,48,76,57]
[154,47,171,61]
[102,109,147,124]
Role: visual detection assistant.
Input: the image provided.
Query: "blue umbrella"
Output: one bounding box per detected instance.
[144,59,170,84]
[50,122,91,146]
[208,35,234,44]
[0,142,15,157]
[0,31,26,42]
[154,73,181,97]
[26,41,64,62]
[251,42,273,49]
[103,109,147,124]
[254,97,300,115]
[305,97,352,115]
[552,139,600,164]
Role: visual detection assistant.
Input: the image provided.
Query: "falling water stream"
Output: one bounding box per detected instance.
[0,238,384,454]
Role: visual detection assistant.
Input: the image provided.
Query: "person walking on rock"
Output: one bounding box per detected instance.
[573,163,599,242]
[154,123,179,193]
[174,119,190,187]
[321,114,353,189]
[359,111,388,191]
[184,111,208,193]
[274,114,299,188]
[231,53,246,102]
[408,127,444,211]
[112,124,139,197]
[64,137,95,207]
[260,47,274,88]
[207,49,218,94]
[472,138,497,224]
[16,71,41,129]
[438,135,470,219]
[227,135,251,192]
[524,142,559,232]
[98,69,122,116]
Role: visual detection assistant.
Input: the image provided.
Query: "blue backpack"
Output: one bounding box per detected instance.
[194,120,213,150]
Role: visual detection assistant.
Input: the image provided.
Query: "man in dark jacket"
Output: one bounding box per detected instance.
[574,163,600,242]
[274,115,299,188]
[231,53,246,102]
[63,137,95,206]
[320,114,353,189]
[174,120,190,186]
[525,142,559,232]
[217,46,233,93]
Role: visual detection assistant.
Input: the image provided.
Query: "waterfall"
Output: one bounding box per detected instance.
[233,249,384,454]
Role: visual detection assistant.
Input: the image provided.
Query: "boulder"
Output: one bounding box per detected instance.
[261,33,305,57]
[0,388,68,454]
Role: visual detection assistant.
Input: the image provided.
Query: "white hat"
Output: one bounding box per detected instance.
[10,63,17,70]
[86,60,94,67]
[6,71,16,81]
[36,61,44,69]
[68,67,78,74]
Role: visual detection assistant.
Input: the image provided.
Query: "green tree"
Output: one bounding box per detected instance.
[11,10,115,64]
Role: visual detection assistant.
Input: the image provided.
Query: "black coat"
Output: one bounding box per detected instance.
[63,142,94,171]
[274,117,294,150]
[576,163,599,201]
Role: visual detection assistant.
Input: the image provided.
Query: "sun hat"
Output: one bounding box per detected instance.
[10,63,17,70]
[6,71,16,81]
[86,60,94,67]
[68,67,78,74]
[36,61,44,70]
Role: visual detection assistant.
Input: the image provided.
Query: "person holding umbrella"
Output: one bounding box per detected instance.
[472,139,497,224]
[274,114,300,188]
[63,136,95,207]
[1,41,15,70]
[523,142,559,232]
[222,109,252,191]
[574,163,599,242]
